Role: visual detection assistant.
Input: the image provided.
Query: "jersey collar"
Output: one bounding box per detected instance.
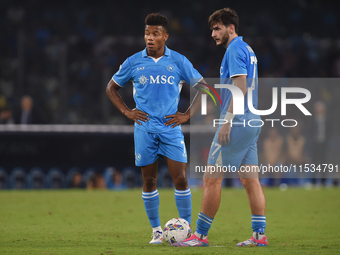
[229,36,243,46]
[142,46,170,58]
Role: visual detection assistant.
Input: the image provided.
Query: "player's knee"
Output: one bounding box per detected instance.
[239,177,259,188]
[203,176,223,188]
[143,176,157,190]
[173,175,188,190]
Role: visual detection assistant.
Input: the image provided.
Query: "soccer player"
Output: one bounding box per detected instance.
[173,8,267,247]
[106,13,206,244]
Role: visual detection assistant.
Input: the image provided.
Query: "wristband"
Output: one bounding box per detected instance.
[224,112,235,123]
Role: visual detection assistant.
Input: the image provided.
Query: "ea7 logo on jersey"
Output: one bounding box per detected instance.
[137,67,145,71]
[149,75,175,84]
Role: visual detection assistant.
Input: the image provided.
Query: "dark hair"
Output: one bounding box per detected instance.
[145,13,168,31]
[208,8,239,34]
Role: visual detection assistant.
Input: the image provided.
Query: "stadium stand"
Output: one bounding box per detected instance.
[27,167,46,189]
[46,167,66,189]
[0,168,9,189]
[122,167,140,188]
[10,167,27,189]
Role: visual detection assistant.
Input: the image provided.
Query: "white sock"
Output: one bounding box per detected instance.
[253,231,265,240]
[153,226,162,233]
[194,231,207,239]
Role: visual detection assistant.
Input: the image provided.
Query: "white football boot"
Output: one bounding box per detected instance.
[149,230,163,244]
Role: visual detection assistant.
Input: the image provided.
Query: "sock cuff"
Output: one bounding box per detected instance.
[251,215,266,232]
[175,188,191,198]
[251,215,266,222]
[142,189,159,200]
[198,212,213,224]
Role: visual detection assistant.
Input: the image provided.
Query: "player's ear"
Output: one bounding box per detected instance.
[229,24,235,34]
[164,32,169,41]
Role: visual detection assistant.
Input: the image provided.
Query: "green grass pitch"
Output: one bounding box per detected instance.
[1,187,339,254]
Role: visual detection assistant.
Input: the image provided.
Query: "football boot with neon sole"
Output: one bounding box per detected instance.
[236,236,268,246]
[171,233,209,247]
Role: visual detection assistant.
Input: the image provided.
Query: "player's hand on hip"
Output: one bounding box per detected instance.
[125,108,149,125]
[164,112,189,128]
[218,122,231,146]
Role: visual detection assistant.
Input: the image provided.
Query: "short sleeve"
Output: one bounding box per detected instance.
[112,58,132,87]
[227,46,247,78]
[180,56,203,87]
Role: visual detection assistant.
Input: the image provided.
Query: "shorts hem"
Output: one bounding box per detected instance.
[136,159,158,167]
[159,153,187,164]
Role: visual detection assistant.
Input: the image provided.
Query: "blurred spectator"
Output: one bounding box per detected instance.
[13,95,47,124]
[263,127,285,166]
[112,171,126,190]
[285,125,306,185]
[262,127,284,186]
[0,95,14,124]
[104,167,126,190]
[286,125,306,165]
[0,106,14,124]
[310,101,331,186]
[86,173,106,189]
[71,171,85,188]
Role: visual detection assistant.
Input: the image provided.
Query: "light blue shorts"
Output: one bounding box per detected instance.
[207,125,261,169]
[134,127,187,167]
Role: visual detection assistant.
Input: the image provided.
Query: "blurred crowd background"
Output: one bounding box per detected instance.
[0,0,340,189]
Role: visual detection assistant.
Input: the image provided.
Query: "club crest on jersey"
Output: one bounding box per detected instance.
[138,75,148,85]
[167,64,175,72]
[136,153,142,161]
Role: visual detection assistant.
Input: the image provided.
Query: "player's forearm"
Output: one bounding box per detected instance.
[184,89,203,119]
[184,80,210,118]
[227,96,234,113]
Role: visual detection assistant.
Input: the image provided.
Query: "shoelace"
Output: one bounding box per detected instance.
[152,231,162,239]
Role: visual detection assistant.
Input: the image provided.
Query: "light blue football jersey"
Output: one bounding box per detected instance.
[112,46,202,133]
[219,36,260,125]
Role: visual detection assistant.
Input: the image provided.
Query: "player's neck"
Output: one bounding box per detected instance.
[224,34,238,48]
[147,46,165,59]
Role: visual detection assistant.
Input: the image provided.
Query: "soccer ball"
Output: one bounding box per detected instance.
[163,218,192,244]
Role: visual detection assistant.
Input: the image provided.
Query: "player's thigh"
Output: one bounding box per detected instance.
[206,150,226,179]
[134,127,159,167]
[238,127,261,178]
[141,160,159,179]
[208,126,260,171]
[207,127,247,169]
[158,129,187,164]
[163,156,188,188]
